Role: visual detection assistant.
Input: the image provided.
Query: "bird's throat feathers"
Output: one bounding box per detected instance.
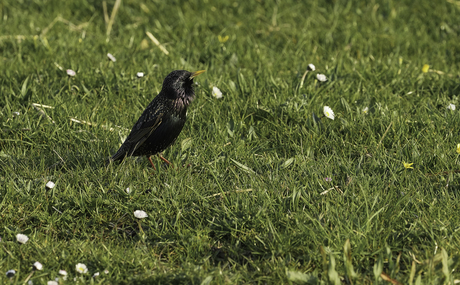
[173,91,194,111]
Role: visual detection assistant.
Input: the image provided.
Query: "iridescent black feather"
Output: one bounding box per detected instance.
[108,70,204,164]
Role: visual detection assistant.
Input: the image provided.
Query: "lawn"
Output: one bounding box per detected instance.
[1,0,460,284]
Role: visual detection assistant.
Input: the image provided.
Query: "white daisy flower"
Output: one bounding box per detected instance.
[46,181,55,189]
[447,103,456,110]
[307,63,315,71]
[66,69,76,77]
[104,269,109,274]
[6,270,16,278]
[16,233,29,244]
[33,261,43,270]
[47,281,58,285]
[59,270,68,276]
[136,72,144,78]
[107,53,116,62]
[323,106,335,120]
[134,210,148,219]
[76,263,88,274]
[59,269,68,280]
[92,272,100,278]
[317,74,327,82]
[212,86,223,99]
[363,107,369,114]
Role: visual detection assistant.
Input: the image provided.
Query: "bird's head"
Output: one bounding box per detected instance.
[161,70,205,105]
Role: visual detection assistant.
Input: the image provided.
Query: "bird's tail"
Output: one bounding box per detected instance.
[106,152,126,166]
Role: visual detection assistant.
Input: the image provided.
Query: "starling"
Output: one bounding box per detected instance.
[108,69,205,169]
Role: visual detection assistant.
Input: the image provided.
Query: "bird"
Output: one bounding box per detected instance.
[107,69,205,169]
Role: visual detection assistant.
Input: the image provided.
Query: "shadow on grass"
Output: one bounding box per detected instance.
[123,275,201,285]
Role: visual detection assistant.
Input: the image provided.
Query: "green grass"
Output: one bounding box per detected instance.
[1,0,460,283]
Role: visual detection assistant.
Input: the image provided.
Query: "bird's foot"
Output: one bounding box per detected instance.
[147,156,157,170]
[158,155,174,169]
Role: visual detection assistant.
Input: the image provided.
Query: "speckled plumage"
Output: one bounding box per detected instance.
[108,70,205,165]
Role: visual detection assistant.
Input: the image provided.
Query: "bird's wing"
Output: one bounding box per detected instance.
[125,112,164,156]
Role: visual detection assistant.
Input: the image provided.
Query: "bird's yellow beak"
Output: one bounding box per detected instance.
[190,70,206,79]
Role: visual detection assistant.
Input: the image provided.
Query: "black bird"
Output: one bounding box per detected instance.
[108,69,205,169]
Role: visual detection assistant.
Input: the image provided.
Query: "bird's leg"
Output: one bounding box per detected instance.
[147,156,157,170]
[158,154,174,168]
